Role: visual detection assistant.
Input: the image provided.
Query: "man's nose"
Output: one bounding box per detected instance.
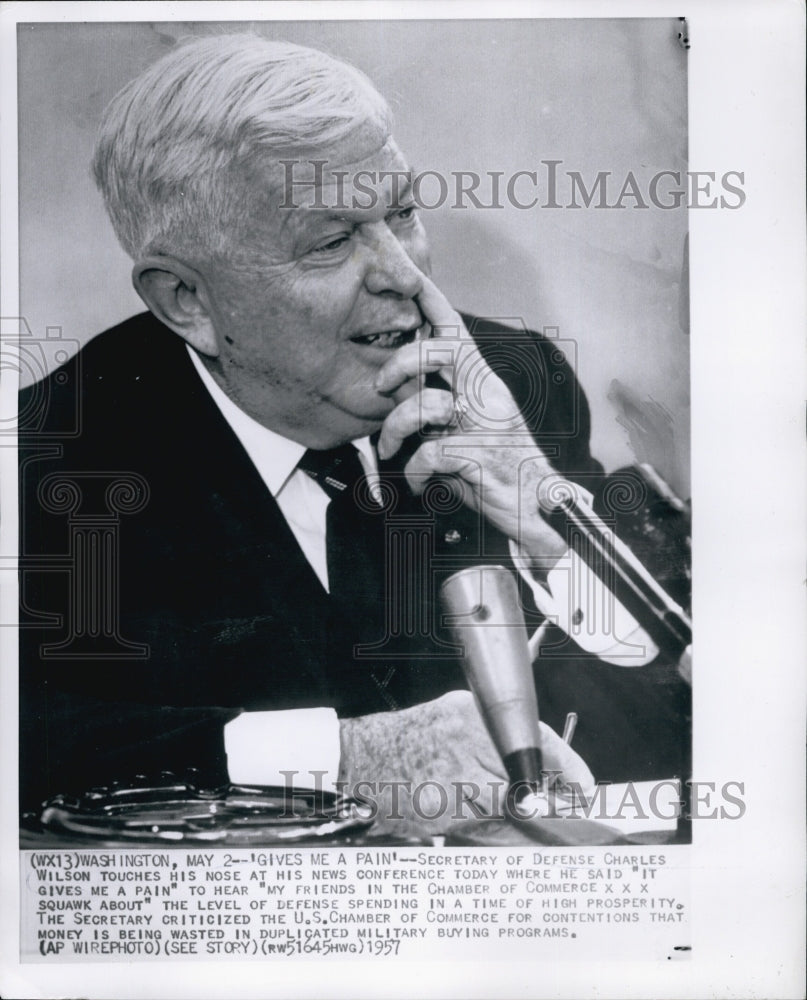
[363,224,423,299]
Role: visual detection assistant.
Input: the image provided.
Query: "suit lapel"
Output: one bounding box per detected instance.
[173,336,332,611]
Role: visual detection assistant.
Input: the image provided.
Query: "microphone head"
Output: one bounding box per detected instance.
[440,566,543,783]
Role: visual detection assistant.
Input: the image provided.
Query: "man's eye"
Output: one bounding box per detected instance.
[312,235,350,254]
[394,205,416,222]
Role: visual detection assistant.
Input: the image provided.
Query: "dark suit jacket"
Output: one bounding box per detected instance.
[19,311,689,810]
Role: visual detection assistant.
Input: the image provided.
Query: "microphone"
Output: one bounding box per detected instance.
[543,490,692,670]
[439,565,544,800]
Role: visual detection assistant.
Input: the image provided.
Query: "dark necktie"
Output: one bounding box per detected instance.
[297,445,387,648]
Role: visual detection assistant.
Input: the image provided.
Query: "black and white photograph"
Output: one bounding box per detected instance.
[1,3,804,999]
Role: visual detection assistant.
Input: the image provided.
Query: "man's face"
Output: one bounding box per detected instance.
[198,125,432,448]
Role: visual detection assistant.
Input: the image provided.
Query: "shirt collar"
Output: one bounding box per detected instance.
[186,345,377,494]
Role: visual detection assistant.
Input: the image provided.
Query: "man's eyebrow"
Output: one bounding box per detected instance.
[280,209,351,237]
[280,168,416,237]
[305,211,355,227]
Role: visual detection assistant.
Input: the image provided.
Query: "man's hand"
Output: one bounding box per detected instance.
[338,691,619,843]
[374,275,568,563]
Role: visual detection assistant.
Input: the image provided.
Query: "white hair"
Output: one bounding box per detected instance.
[92,34,393,260]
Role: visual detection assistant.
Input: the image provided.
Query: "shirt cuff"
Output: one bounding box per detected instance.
[510,541,659,665]
[224,708,341,792]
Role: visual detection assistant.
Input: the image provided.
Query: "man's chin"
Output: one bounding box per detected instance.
[303,409,389,450]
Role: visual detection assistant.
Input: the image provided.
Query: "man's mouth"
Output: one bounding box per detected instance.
[349,322,428,349]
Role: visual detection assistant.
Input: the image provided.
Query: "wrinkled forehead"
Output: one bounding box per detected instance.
[264,122,412,212]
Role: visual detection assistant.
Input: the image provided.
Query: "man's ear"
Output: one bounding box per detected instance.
[132,257,219,357]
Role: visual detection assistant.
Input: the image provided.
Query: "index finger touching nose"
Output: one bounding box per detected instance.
[415,275,470,340]
[373,276,471,396]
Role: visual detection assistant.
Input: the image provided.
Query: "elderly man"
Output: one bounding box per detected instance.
[19,35,689,837]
